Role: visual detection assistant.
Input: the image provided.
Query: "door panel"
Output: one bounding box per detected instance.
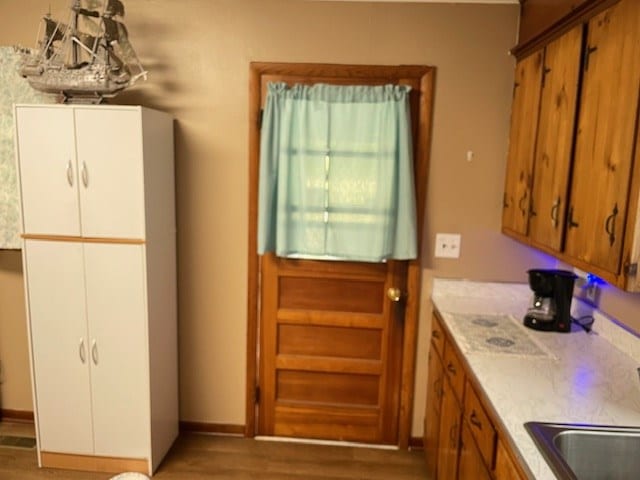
[16,107,80,236]
[24,240,93,454]
[277,371,379,405]
[84,243,149,458]
[278,324,382,359]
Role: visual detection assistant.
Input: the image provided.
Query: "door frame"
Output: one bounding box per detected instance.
[245,62,435,448]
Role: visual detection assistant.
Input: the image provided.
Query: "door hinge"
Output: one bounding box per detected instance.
[625,263,638,276]
[258,109,264,129]
[254,386,261,404]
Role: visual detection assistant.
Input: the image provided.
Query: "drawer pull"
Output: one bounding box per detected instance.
[434,378,443,399]
[470,410,483,430]
[447,363,457,375]
[449,421,458,446]
[432,330,441,339]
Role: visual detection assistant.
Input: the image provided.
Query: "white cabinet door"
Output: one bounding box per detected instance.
[16,108,81,236]
[75,109,145,239]
[84,243,149,458]
[24,240,93,454]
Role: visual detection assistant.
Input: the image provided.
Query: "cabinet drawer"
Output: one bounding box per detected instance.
[443,340,465,402]
[431,314,445,357]
[464,381,496,470]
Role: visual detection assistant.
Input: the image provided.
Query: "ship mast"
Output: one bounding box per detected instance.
[70,0,80,66]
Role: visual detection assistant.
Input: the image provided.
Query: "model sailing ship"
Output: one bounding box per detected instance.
[17,0,146,103]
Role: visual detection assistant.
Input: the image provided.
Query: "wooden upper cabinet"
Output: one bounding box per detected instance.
[502,50,544,237]
[529,25,583,252]
[503,0,640,289]
[564,0,640,275]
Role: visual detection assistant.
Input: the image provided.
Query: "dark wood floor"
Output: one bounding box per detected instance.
[0,431,429,479]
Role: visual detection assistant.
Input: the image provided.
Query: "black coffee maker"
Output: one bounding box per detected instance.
[523,269,577,332]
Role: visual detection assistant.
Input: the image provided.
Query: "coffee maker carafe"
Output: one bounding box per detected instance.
[524,269,577,332]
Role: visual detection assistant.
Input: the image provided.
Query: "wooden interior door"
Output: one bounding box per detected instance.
[246,63,434,447]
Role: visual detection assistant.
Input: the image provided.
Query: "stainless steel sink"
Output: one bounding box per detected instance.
[525,422,640,479]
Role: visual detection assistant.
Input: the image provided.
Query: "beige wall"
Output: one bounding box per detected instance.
[1,0,635,439]
[0,251,31,411]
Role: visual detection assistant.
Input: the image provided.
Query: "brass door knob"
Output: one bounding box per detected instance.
[387,287,403,302]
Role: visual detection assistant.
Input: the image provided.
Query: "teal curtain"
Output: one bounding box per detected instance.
[258,82,417,262]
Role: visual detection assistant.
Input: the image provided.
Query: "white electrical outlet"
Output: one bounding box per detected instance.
[434,233,461,258]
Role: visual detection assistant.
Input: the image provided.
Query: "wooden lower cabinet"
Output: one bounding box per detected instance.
[425,313,527,480]
[424,348,444,475]
[459,423,492,480]
[436,377,463,480]
[495,438,524,480]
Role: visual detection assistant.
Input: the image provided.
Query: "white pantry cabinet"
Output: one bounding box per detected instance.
[15,104,178,476]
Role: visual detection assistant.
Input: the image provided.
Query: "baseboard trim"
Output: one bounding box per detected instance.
[179,421,245,436]
[0,409,35,423]
[409,436,424,449]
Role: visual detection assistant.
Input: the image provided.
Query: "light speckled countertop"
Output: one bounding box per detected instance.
[431,278,640,480]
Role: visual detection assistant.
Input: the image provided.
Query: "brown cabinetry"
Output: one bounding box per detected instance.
[458,422,492,480]
[424,348,443,475]
[495,438,525,480]
[502,0,640,290]
[424,312,527,480]
[437,377,462,480]
[564,1,640,276]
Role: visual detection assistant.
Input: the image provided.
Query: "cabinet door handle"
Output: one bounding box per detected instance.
[81,162,89,188]
[66,160,74,187]
[449,421,458,447]
[567,206,579,229]
[583,45,598,71]
[91,339,98,365]
[503,193,509,209]
[432,330,441,339]
[518,190,528,218]
[541,66,552,88]
[79,338,86,364]
[447,363,456,375]
[433,378,443,400]
[470,410,483,430]
[604,203,619,246]
[551,197,561,229]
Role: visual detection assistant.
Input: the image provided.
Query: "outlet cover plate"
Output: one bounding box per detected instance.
[435,233,461,258]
